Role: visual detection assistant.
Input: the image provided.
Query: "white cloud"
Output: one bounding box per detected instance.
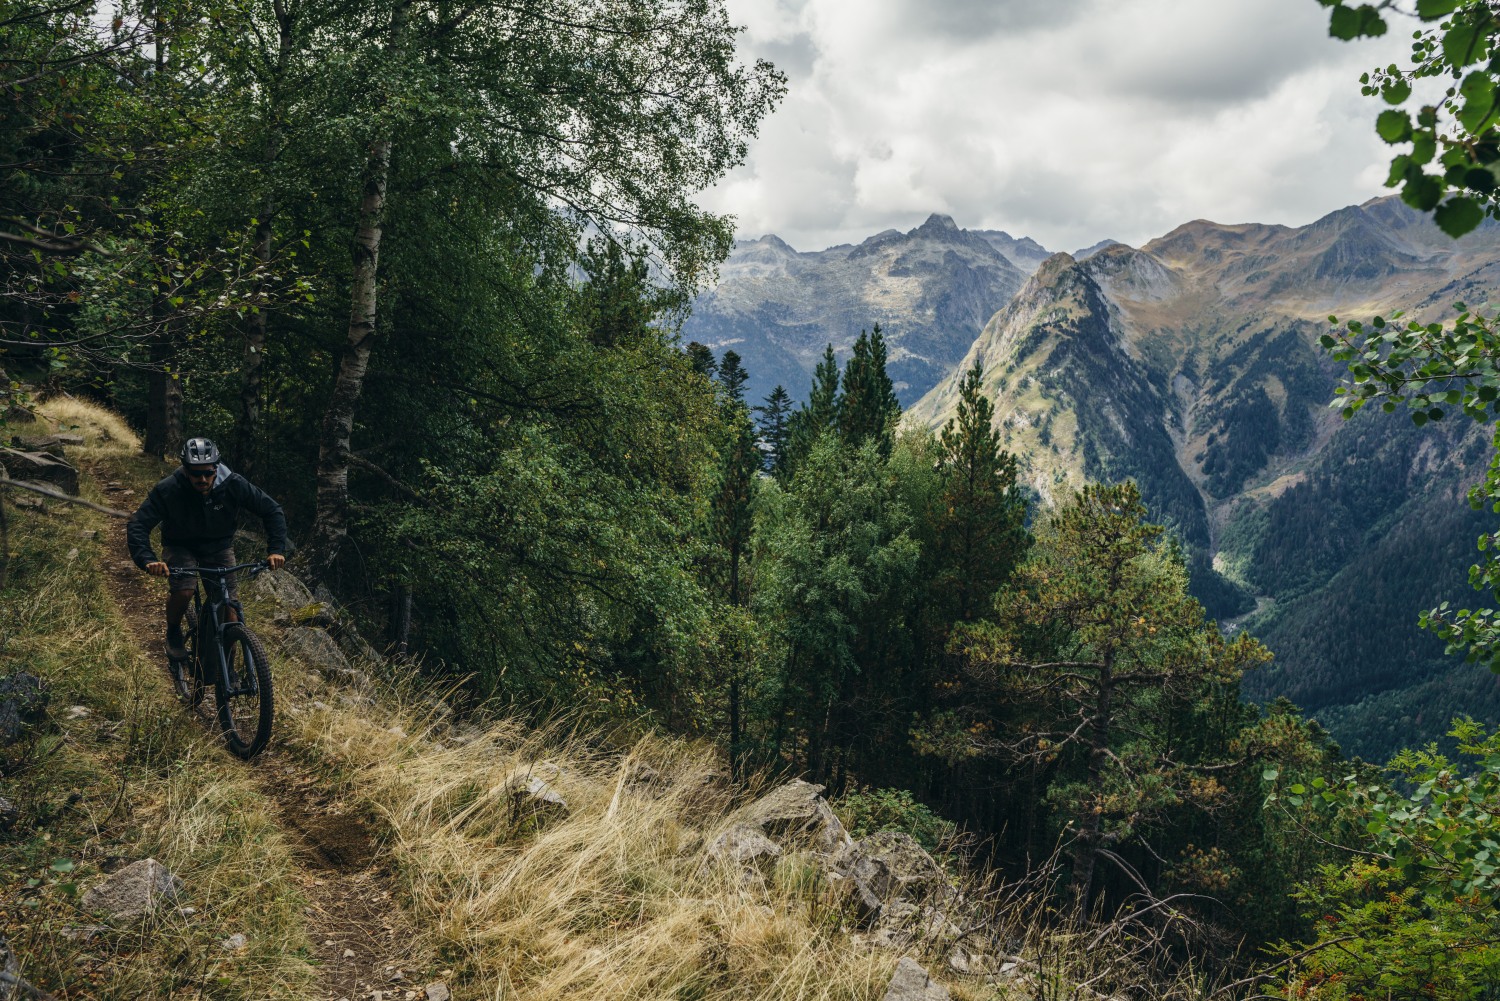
[700,0,1414,254]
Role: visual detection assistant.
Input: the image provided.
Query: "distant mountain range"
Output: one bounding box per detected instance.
[692,197,1500,762]
[683,214,1029,406]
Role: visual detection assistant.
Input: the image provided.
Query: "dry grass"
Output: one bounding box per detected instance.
[281,692,900,1001]
[33,395,142,455]
[0,422,316,999]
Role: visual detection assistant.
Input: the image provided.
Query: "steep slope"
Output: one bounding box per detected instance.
[912,197,1500,755]
[683,214,1028,405]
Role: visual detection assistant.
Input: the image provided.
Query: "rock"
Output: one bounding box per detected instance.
[243,569,314,613]
[707,823,783,868]
[79,529,98,540]
[832,832,947,909]
[290,601,337,629]
[946,945,1000,977]
[335,624,383,665]
[281,627,352,677]
[7,492,42,511]
[882,957,949,1001]
[3,403,36,424]
[425,984,452,1001]
[0,672,50,747]
[221,932,248,951]
[66,705,89,719]
[55,433,85,447]
[730,779,850,855]
[79,858,182,919]
[59,924,109,942]
[0,449,78,495]
[0,796,18,833]
[9,434,67,457]
[506,768,569,824]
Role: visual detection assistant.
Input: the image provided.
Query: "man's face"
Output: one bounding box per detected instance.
[185,464,217,495]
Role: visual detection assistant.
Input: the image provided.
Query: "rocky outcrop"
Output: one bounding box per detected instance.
[80,858,183,919]
[882,957,949,1001]
[0,448,78,495]
[706,823,782,869]
[724,779,850,855]
[505,763,569,824]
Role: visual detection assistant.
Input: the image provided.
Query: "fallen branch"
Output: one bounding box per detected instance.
[0,478,131,517]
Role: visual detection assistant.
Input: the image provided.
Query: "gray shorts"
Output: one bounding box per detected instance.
[162,543,238,600]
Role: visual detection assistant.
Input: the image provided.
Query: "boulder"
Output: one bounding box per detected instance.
[832,832,947,908]
[508,776,568,822]
[80,858,182,919]
[0,449,77,495]
[243,569,314,613]
[882,957,949,1001]
[281,627,353,678]
[0,672,50,747]
[9,434,66,457]
[706,823,783,868]
[730,779,849,855]
[425,983,452,1001]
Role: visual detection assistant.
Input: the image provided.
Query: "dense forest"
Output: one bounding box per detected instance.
[5,0,1500,996]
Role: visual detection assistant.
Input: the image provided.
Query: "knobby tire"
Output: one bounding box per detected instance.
[216,623,273,759]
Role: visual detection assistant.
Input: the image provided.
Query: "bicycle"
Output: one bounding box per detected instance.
[168,562,274,759]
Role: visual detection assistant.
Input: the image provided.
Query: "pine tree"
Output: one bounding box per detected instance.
[718,349,749,405]
[754,385,793,477]
[934,361,1029,621]
[783,343,840,477]
[838,325,900,452]
[685,341,717,378]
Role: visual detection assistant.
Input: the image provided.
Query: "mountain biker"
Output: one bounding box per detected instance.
[126,438,288,660]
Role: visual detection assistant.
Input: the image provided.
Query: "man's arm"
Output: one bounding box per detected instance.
[125,487,166,570]
[234,476,289,558]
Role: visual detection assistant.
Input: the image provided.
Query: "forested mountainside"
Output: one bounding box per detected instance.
[680,214,1029,405]
[910,196,1500,760]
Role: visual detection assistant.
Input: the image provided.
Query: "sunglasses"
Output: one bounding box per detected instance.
[186,468,217,480]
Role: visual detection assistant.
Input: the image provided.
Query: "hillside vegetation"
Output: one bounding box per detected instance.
[6,2,1500,998]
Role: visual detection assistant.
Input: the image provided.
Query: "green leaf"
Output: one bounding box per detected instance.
[50,859,74,873]
[1444,23,1482,68]
[1378,109,1414,142]
[1329,4,1363,39]
[1262,767,1280,782]
[1436,195,1485,236]
[1383,78,1413,104]
[1404,173,1444,210]
[1416,0,1461,17]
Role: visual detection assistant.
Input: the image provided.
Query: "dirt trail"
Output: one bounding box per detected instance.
[91,469,429,1001]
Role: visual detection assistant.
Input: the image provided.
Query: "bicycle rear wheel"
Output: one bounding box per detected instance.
[215,623,273,758]
[169,600,206,708]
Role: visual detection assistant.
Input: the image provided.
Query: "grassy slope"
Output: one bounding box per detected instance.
[0,401,932,1001]
[0,400,317,999]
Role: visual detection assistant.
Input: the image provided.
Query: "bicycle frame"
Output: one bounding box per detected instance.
[172,563,266,699]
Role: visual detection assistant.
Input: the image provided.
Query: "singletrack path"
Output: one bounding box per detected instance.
[90,463,429,1001]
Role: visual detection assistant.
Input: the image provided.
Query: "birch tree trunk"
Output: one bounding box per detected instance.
[306,137,390,583]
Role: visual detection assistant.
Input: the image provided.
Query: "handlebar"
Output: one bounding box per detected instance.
[167,561,271,581]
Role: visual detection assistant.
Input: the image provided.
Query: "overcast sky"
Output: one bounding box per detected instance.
[696,0,1416,255]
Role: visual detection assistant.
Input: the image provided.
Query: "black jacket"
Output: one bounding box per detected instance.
[126,463,289,570]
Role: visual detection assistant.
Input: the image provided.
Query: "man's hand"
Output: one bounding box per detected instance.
[267,554,285,571]
[146,561,169,578]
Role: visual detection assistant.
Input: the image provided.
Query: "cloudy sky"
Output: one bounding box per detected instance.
[696,0,1415,255]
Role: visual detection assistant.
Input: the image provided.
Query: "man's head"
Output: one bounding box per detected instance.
[179,437,221,495]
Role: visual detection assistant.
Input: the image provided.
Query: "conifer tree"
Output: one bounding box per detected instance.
[934,362,1029,621]
[754,385,793,477]
[954,482,1270,910]
[783,343,840,477]
[718,349,749,405]
[838,325,900,452]
[685,341,717,378]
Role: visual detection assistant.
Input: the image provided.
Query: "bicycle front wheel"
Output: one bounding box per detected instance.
[215,623,273,759]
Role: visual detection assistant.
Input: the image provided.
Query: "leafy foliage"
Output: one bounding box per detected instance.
[1318,0,1500,236]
